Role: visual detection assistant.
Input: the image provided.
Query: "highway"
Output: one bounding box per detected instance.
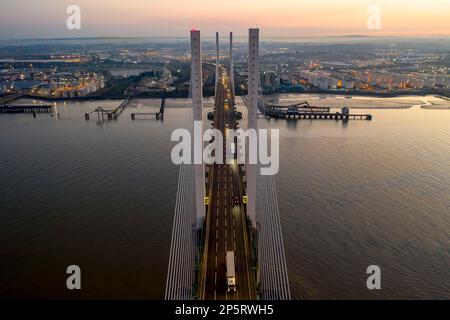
[167,28,290,301]
[202,68,256,300]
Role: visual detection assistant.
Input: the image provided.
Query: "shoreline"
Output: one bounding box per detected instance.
[19,90,449,102]
[12,93,450,111]
[421,105,450,110]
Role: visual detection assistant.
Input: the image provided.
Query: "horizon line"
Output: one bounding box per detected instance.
[1,33,450,43]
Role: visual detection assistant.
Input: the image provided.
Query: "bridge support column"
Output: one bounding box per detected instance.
[191,29,206,230]
[229,32,235,98]
[215,32,220,97]
[246,28,259,230]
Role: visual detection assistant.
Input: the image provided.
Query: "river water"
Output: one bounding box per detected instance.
[0,95,449,299]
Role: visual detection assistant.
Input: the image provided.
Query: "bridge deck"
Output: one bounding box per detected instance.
[201,69,256,300]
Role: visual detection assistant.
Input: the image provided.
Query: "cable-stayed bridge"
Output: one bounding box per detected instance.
[165,28,290,301]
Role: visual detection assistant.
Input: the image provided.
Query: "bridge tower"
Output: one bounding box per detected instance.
[215,32,220,96]
[229,32,235,97]
[190,29,206,229]
[246,28,259,229]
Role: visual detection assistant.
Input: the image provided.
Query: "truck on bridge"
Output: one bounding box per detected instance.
[226,251,236,293]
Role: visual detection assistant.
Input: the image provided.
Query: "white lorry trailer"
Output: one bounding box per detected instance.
[226,251,236,293]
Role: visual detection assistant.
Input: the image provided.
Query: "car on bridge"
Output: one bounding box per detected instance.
[233,196,241,205]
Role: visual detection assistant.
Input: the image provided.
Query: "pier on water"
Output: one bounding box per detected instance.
[264,102,372,121]
[85,96,166,121]
[266,109,372,120]
[0,104,54,114]
[131,96,166,120]
[84,95,133,121]
[265,101,331,113]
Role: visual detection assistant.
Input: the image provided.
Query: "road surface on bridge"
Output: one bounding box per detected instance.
[203,68,256,300]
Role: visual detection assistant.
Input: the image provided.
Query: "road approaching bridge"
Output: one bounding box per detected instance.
[201,68,256,300]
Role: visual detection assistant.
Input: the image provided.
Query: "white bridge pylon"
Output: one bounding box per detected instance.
[190,29,206,230]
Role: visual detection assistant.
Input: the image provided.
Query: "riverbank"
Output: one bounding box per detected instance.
[24,90,189,102]
[7,93,450,111]
[419,96,450,109]
[264,94,450,110]
[421,105,450,110]
[19,88,449,103]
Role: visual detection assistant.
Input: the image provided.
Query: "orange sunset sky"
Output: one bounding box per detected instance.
[0,0,449,39]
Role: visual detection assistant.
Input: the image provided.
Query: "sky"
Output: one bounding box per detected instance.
[0,0,449,39]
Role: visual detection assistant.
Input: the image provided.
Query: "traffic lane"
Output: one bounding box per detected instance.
[215,77,228,298]
[224,82,242,299]
[232,163,253,300]
[205,164,228,300]
[234,201,251,299]
[216,164,228,300]
[207,75,252,300]
[204,164,220,300]
[225,165,239,300]
[217,89,232,300]
[205,78,226,300]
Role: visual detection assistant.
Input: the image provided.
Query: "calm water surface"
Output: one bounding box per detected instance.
[0,96,449,299]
